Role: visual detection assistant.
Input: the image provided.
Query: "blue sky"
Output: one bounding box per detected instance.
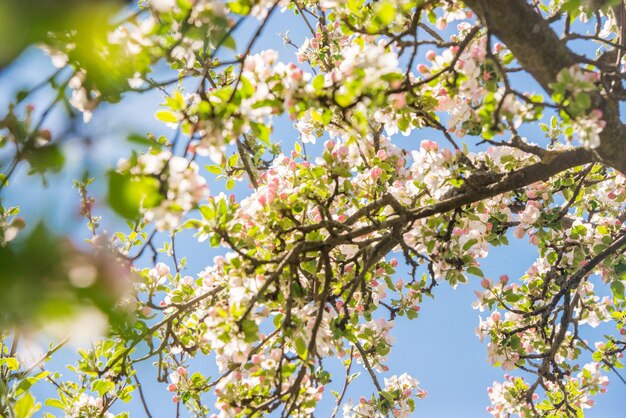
[1,4,625,417]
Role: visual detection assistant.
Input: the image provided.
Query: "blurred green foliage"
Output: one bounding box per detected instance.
[0,0,127,70]
[0,223,131,330]
[108,171,163,219]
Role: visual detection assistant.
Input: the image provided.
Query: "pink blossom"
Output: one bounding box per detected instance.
[441,148,453,161]
[417,64,430,74]
[156,263,170,276]
[421,140,439,152]
[390,93,406,108]
[270,348,282,361]
[513,226,525,239]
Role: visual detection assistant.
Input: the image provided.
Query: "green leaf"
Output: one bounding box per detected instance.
[575,92,590,111]
[611,281,625,299]
[108,172,162,219]
[295,337,307,358]
[505,293,523,303]
[155,110,178,123]
[466,266,484,278]
[227,0,251,15]
[222,35,237,50]
[13,393,40,418]
[241,319,258,343]
[592,351,603,362]
[379,390,395,402]
[25,144,64,175]
[334,93,352,108]
[91,379,115,396]
[127,133,159,149]
[0,357,19,370]
[44,399,64,410]
[373,1,395,26]
[239,77,254,99]
[463,238,478,251]
[384,276,396,292]
[205,165,222,175]
[312,74,325,92]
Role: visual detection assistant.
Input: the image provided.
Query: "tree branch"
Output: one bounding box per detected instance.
[465,0,626,174]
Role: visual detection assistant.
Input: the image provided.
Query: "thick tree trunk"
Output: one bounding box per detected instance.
[465,0,626,174]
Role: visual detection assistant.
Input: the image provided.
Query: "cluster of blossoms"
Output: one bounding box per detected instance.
[293,19,436,144]
[297,36,407,143]
[117,150,208,230]
[475,310,524,371]
[167,366,189,402]
[68,71,101,123]
[425,35,491,136]
[573,108,606,149]
[485,362,610,417]
[353,318,395,371]
[553,65,606,148]
[343,373,424,418]
[296,20,350,68]
[425,32,537,138]
[67,394,113,418]
[436,1,474,30]
[486,375,532,417]
[184,50,312,163]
